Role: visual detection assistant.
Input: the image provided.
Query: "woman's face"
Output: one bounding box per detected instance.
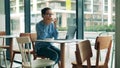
[43,10,54,24]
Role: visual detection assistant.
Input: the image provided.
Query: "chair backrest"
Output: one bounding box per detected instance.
[20,33,30,37]
[16,36,32,67]
[75,40,92,68]
[30,33,37,58]
[20,33,33,48]
[94,36,112,68]
[0,31,6,36]
[30,33,37,49]
[19,33,37,59]
[30,33,37,42]
[0,31,6,45]
[30,33,49,59]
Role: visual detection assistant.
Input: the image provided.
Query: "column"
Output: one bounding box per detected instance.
[116,0,120,68]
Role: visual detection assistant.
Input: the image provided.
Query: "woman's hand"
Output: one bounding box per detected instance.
[53,18,57,28]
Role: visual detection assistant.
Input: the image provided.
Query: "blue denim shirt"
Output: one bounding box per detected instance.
[35,21,58,50]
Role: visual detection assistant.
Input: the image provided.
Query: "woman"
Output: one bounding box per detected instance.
[35,7,60,67]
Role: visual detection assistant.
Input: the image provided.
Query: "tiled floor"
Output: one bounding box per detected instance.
[0,58,21,68]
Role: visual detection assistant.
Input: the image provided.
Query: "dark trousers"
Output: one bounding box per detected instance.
[37,45,60,65]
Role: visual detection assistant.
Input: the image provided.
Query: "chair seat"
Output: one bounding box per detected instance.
[0,45,10,53]
[0,45,10,49]
[22,59,55,68]
[72,60,104,67]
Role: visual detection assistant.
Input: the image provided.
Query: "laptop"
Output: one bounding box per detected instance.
[57,26,76,40]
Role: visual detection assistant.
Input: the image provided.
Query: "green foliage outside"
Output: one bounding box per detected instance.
[85,23,115,32]
[58,27,67,31]
[58,23,115,32]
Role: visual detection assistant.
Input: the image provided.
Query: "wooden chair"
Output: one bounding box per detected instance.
[94,36,112,68]
[30,33,48,59]
[0,31,10,49]
[16,36,55,68]
[10,33,36,68]
[0,31,10,68]
[72,36,112,68]
[30,33,61,68]
[72,40,93,68]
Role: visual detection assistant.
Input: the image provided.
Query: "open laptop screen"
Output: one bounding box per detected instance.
[65,26,76,40]
[57,26,76,40]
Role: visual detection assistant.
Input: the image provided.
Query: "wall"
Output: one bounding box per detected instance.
[0,0,5,31]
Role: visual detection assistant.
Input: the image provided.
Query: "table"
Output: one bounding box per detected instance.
[0,35,17,63]
[36,39,82,68]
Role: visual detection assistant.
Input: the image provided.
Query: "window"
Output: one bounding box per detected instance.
[10,0,16,6]
[104,6,108,13]
[84,4,91,12]
[19,6,24,13]
[10,7,16,13]
[93,5,99,12]
[19,0,24,5]
[61,2,65,7]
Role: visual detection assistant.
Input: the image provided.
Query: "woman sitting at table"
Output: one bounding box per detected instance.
[35,7,60,67]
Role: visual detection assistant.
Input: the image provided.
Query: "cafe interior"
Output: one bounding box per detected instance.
[0,0,119,68]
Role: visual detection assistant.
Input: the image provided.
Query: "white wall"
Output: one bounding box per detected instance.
[0,0,5,31]
[0,14,5,31]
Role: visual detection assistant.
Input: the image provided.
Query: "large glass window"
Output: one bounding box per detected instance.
[84,1,115,68]
[84,0,115,34]
[31,0,76,40]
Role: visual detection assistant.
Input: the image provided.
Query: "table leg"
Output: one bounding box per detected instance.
[60,43,65,68]
[9,38,13,62]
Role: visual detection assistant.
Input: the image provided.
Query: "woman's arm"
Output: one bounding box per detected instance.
[52,23,58,39]
[36,23,47,39]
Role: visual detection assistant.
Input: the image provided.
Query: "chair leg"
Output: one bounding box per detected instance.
[58,61,61,68]
[33,53,36,60]
[3,51,8,68]
[72,64,77,68]
[10,52,15,68]
[47,65,54,68]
